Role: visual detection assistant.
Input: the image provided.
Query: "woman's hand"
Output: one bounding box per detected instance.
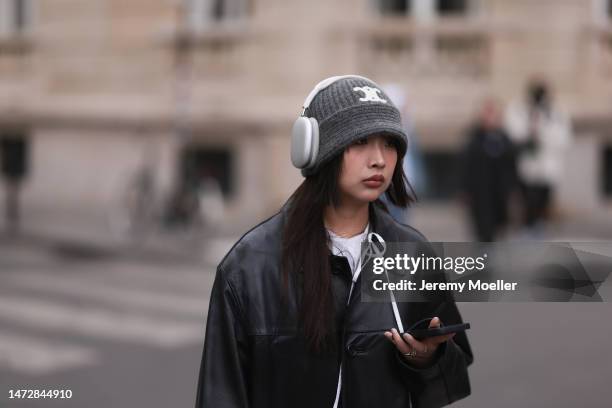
[384,317,455,369]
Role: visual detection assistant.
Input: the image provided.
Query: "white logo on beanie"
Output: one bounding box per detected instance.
[353,86,388,103]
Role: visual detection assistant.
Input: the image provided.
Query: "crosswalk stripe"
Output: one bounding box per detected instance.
[52,263,215,294]
[5,273,209,318]
[0,332,98,375]
[0,297,204,348]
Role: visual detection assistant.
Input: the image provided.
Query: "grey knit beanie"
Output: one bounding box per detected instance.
[302,77,408,177]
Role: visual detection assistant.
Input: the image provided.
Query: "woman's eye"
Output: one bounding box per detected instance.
[385,138,396,148]
[354,138,367,145]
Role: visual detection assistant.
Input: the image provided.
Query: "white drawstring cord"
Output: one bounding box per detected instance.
[385,271,405,333]
[332,231,404,408]
[367,232,404,332]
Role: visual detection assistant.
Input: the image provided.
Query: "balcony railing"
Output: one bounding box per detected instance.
[355,18,491,80]
[170,20,251,78]
[0,35,31,54]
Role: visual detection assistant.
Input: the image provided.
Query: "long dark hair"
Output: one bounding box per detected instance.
[281,147,415,352]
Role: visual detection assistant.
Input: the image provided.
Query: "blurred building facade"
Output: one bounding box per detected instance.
[0,0,611,231]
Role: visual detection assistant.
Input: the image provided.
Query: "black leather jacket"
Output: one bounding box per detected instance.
[195,203,473,408]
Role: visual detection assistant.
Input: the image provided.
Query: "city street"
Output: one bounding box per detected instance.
[1,205,611,407]
[1,1,612,407]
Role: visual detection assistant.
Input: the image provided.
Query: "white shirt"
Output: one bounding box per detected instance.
[327,224,370,278]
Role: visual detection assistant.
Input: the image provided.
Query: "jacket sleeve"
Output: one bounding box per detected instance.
[395,298,473,408]
[394,242,474,408]
[195,266,251,408]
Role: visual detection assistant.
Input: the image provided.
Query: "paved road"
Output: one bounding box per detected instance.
[0,239,218,408]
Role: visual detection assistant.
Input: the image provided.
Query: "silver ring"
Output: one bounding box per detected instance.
[403,349,417,358]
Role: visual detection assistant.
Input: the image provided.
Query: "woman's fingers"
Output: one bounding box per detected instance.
[425,317,455,345]
[401,332,431,354]
[384,329,411,354]
[385,316,456,356]
[425,333,455,346]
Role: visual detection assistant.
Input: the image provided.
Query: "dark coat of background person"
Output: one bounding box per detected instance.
[462,124,518,241]
[195,202,473,408]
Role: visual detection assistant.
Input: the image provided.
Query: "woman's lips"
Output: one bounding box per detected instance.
[362,175,385,188]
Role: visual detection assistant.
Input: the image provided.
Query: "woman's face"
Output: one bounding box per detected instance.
[338,134,398,205]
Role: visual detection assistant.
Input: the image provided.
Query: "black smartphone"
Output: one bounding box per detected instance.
[406,323,470,341]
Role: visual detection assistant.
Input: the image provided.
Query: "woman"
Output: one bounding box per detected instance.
[504,79,572,232]
[195,76,472,408]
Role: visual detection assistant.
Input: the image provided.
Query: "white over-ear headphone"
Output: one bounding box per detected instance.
[290,74,378,170]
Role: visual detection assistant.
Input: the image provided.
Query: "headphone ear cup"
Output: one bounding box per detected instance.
[308,117,319,168]
[291,116,319,169]
[291,117,311,168]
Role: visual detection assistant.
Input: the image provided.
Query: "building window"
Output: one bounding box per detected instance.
[14,0,27,30]
[0,131,30,182]
[181,147,234,198]
[185,0,250,31]
[374,0,472,19]
[603,146,612,197]
[437,0,468,15]
[378,0,411,16]
[0,0,32,36]
[594,0,612,24]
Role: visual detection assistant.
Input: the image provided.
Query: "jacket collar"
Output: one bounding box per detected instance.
[368,201,400,242]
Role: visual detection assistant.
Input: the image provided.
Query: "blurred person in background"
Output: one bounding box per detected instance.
[505,79,572,235]
[461,99,518,242]
[195,76,472,408]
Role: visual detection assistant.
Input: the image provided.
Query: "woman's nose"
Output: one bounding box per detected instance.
[369,143,386,168]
